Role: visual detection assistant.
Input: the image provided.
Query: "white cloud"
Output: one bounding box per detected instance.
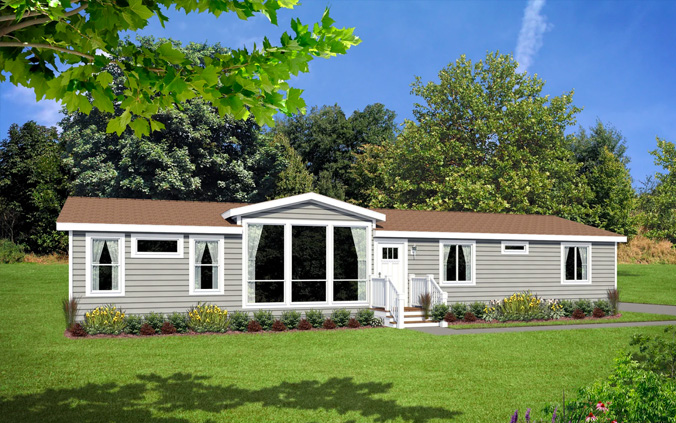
[515,0,551,73]
[2,85,62,128]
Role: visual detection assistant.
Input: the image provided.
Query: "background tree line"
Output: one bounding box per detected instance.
[1,47,674,255]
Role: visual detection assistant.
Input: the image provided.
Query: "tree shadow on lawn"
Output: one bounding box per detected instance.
[0,373,461,422]
[617,268,641,277]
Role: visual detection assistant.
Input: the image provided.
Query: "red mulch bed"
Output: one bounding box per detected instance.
[446,313,623,326]
[64,325,383,339]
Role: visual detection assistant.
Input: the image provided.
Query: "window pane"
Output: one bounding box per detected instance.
[334,227,366,280]
[99,242,112,264]
[196,265,217,290]
[460,245,471,281]
[504,245,525,251]
[577,247,588,280]
[195,241,218,265]
[137,239,178,253]
[252,225,284,280]
[254,281,284,303]
[292,226,326,280]
[292,281,326,302]
[392,248,398,260]
[97,265,113,290]
[565,247,575,280]
[334,280,359,301]
[444,245,457,282]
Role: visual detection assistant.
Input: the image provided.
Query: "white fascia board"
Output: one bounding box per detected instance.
[220,192,386,222]
[57,222,242,235]
[374,230,626,243]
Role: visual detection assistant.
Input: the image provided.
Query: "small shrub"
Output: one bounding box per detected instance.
[139,323,155,336]
[187,303,229,333]
[161,322,177,334]
[594,299,612,316]
[271,319,287,332]
[347,318,360,328]
[229,311,249,332]
[323,318,337,329]
[592,307,606,318]
[84,305,127,335]
[144,312,164,333]
[247,320,262,332]
[574,299,594,316]
[69,323,87,337]
[0,239,25,263]
[463,311,477,322]
[297,319,312,330]
[124,315,143,334]
[331,309,351,327]
[305,309,324,328]
[168,312,188,333]
[431,303,450,322]
[560,299,576,317]
[451,303,468,320]
[281,310,301,330]
[630,326,676,378]
[62,297,78,330]
[572,308,586,319]
[469,301,485,320]
[607,288,620,315]
[355,309,375,326]
[418,292,432,319]
[444,312,456,323]
[253,310,274,331]
[370,317,384,327]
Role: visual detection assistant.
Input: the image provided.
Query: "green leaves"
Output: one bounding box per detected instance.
[0,1,360,137]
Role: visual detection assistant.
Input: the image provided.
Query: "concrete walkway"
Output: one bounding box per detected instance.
[619,302,676,316]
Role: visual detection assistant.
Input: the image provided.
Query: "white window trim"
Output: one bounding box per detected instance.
[438,240,476,286]
[189,235,225,295]
[561,242,592,285]
[85,232,125,297]
[131,233,184,259]
[501,241,529,255]
[242,219,372,309]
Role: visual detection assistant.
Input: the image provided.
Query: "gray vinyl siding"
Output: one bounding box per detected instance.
[405,239,616,303]
[246,202,368,222]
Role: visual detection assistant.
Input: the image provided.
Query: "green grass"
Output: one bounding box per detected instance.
[1,263,674,423]
[449,311,676,329]
[618,263,676,305]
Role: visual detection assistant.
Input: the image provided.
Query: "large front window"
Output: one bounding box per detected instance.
[563,244,590,283]
[246,222,368,305]
[441,241,474,284]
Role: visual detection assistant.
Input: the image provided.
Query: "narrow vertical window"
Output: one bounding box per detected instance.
[247,224,285,303]
[333,226,367,302]
[190,236,223,294]
[564,245,590,282]
[92,238,120,291]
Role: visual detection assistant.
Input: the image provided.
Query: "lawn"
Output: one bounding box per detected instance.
[0,263,673,423]
[618,263,676,305]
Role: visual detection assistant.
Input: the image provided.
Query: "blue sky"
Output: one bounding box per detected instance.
[1,0,674,185]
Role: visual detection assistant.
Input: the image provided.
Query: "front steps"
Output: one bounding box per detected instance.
[371,307,440,329]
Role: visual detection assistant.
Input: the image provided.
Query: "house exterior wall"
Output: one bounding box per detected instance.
[404,239,615,303]
[245,202,368,222]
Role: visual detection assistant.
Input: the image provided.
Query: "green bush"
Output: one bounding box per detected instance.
[0,239,25,263]
[630,326,676,378]
[430,303,450,322]
[144,312,164,333]
[469,301,485,320]
[594,300,612,316]
[187,304,229,333]
[560,299,576,317]
[124,315,143,335]
[331,309,351,327]
[305,309,324,328]
[451,303,467,320]
[168,312,188,333]
[574,299,594,316]
[281,310,302,330]
[253,310,274,331]
[229,311,249,332]
[355,309,374,326]
[84,305,127,335]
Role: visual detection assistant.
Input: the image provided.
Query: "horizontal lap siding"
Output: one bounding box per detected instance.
[405,239,616,303]
[246,202,366,222]
[72,232,243,318]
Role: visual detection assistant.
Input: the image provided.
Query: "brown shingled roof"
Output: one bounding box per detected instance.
[57,196,623,238]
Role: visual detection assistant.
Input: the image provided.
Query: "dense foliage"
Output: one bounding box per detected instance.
[638,139,676,243]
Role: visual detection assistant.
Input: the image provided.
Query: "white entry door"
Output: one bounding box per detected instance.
[376,242,407,301]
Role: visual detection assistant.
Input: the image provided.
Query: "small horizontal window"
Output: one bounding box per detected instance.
[137,240,178,253]
[501,241,529,255]
[131,234,184,258]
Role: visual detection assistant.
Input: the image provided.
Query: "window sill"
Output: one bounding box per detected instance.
[189,290,225,296]
[243,302,370,309]
[440,281,476,286]
[86,291,125,297]
[561,280,591,285]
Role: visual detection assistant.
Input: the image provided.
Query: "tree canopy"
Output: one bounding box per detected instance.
[0,0,361,136]
[638,139,676,242]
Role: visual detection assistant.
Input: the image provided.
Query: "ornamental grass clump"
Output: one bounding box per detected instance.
[418,293,432,320]
[607,288,620,315]
[62,297,78,330]
[187,303,229,333]
[84,305,127,335]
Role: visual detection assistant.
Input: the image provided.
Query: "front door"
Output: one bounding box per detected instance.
[376,242,406,301]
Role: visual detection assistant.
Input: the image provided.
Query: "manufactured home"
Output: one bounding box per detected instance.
[56,193,626,328]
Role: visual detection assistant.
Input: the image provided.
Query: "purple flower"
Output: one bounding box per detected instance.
[510,410,518,423]
[551,406,558,423]
[526,408,531,423]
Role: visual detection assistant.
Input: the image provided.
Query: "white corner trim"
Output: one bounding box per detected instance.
[221,192,386,222]
[375,230,626,243]
[68,231,73,301]
[614,242,618,290]
[560,242,592,285]
[85,232,126,297]
[501,241,529,255]
[57,222,242,235]
[188,235,225,295]
[438,240,477,286]
[130,233,184,259]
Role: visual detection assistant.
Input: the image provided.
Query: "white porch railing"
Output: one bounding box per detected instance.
[409,274,448,308]
[370,275,405,329]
